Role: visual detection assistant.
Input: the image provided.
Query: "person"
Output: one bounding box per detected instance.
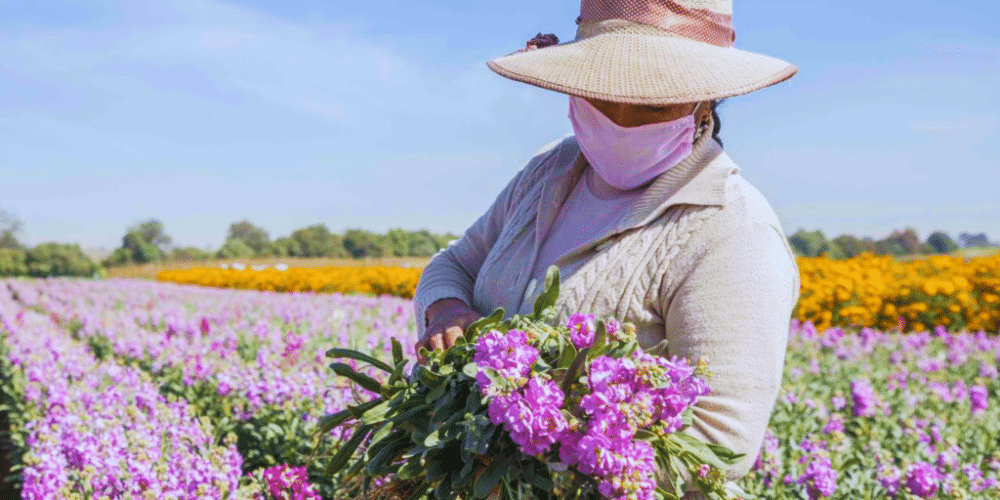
[413,0,801,497]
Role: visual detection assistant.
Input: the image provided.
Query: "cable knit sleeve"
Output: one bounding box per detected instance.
[660,217,799,493]
[413,140,565,339]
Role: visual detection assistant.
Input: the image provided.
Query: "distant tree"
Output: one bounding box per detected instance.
[132,219,172,253]
[408,230,446,257]
[225,220,272,256]
[170,246,212,262]
[385,229,412,257]
[435,233,460,249]
[103,219,172,267]
[788,229,829,258]
[0,209,24,250]
[288,224,347,258]
[958,232,992,248]
[342,229,389,258]
[0,248,28,277]
[216,239,255,259]
[875,231,909,256]
[821,240,847,260]
[26,243,98,277]
[832,234,877,258]
[272,236,302,257]
[899,227,923,254]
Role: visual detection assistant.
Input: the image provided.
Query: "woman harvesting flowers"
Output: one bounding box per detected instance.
[413,1,801,498]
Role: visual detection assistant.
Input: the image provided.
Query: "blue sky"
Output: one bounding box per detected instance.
[1,0,997,252]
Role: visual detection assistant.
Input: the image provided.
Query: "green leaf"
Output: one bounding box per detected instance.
[416,365,445,388]
[532,266,561,319]
[325,424,372,476]
[346,398,386,419]
[466,308,505,338]
[704,442,746,464]
[392,338,404,365]
[634,429,657,441]
[329,363,384,394]
[560,349,589,395]
[670,433,729,469]
[587,323,608,361]
[462,362,480,378]
[365,432,411,476]
[397,456,423,481]
[326,348,394,373]
[359,399,395,425]
[424,429,442,448]
[317,409,352,435]
[473,455,511,499]
[557,341,578,370]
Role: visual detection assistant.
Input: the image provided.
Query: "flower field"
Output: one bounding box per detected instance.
[1,277,998,499]
[156,253,1000,334]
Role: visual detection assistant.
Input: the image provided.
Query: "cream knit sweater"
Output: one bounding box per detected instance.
[414,126,800,497]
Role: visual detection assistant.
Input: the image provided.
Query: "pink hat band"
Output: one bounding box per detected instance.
[579,0,735,48]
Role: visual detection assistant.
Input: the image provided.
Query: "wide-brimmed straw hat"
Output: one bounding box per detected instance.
[487,0,797,105]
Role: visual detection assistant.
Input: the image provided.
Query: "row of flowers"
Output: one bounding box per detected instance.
[794,253,1000,333]
[156,265,422,298]
[156,253,1000,333]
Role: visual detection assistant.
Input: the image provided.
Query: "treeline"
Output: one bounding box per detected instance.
[0,210,98,277]
[788,228,996,259]
[101,219,460,267]
[2,208,997,278]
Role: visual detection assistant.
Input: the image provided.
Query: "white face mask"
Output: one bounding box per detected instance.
[568,96,699,191]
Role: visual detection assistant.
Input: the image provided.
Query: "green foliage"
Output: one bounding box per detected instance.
[132,219,172,251]
[342,229,389,258]
[789,230,830,258]
[875,227,922,257]
[170,246,212,262]
[217,239,256,260]
[104,220,171,267]
[0,249,28,277]
[830,235,876,259]
[926,231,959,254]
[226,220,272,257]
[271,236,301,258]
[288,224,348,258]
[24,243,98,277]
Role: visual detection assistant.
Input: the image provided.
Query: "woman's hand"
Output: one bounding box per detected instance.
[416,298,482,363]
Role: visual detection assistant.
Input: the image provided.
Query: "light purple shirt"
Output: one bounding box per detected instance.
[530,167,645,285]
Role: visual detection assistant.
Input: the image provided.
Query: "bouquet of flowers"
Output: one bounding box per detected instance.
[320,267,752,500]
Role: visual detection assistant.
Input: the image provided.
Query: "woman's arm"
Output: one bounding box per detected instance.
[660,218,800,488]
[413,139,566,346]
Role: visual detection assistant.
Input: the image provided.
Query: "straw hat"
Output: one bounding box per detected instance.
[487,0,797,105]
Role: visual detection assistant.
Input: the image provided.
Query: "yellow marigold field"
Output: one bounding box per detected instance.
[156,265,422,299]
[794,252,1000,333]
[156,251,1000,333]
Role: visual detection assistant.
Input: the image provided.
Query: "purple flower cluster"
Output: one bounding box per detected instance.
[562,352,709,500]
[567,313,597,349]
[905,461,941,498]
[796,453,838,498]
[850,377,879,417]
[259,464,322,500]
[474,329,539,392]
[474,322,711,500]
